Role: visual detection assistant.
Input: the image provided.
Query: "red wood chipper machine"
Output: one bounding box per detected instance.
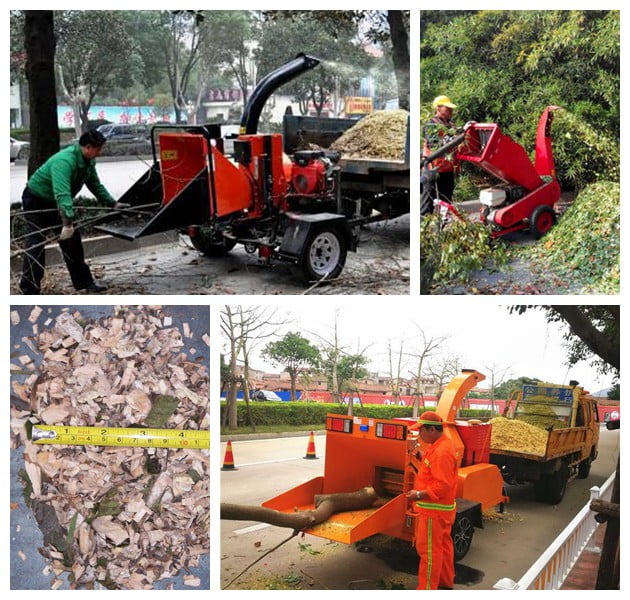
[422,107,561,238]
[262,370,508,560]
[95,53,356,282]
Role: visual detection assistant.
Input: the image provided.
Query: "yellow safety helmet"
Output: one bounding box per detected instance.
[432,95,457,109]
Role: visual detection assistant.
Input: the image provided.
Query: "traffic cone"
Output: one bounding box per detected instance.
[221,440,238,470]
[303,431,318,460]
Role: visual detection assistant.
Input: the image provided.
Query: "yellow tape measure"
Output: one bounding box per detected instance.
[31,425,209,449]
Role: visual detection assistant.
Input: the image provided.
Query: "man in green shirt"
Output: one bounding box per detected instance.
[19,129,123,294]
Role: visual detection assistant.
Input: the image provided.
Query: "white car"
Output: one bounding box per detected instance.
[10,137,29,161]
[253,390,283,401]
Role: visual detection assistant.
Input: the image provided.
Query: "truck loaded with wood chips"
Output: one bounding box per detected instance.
[489,382,600,505]
[10,305,209,590]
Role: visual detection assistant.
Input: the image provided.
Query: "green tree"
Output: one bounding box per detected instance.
[607,383,619,401]
[55,10,133,135]
[337,354,369,396]
[420,10,619,189]
[263,332,321,401]
[493,376,543,401]
[256,12,373,117]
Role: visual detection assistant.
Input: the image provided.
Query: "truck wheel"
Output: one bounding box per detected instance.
[530,205,556,239]
[190,228,237,257]
[452,514,474,561]
[543,463,569,505]
[533,477,548,503]
[300,226,347,282]
[577,458,592,479]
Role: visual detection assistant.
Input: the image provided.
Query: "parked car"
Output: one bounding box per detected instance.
[10,137,29,161]
[97,123,149,142]
[606,419,620,430]
[252,390,283,401]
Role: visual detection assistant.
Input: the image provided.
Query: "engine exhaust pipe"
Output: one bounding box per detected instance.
[240,53,321,135]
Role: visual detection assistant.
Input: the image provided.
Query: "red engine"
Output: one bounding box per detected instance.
[290,150,338,196]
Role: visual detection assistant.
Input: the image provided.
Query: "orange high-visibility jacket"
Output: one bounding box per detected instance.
[413,435,458,514]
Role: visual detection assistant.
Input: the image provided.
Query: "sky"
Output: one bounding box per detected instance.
[230,300,617,395]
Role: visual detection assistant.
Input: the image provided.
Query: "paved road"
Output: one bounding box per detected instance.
[10,157,151,205]
[220,428,619,590]
[11,159,409,295]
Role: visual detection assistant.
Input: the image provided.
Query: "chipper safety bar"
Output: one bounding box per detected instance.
[263,370,508,559]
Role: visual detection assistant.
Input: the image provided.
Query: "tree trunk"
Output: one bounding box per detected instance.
[221,486,377,532]
[551,306,620,371]
[24,11,60,177]
[387,11,410,112]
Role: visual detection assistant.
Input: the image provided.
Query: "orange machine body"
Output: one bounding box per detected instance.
[263,370,508,546]
[159,133,209,207]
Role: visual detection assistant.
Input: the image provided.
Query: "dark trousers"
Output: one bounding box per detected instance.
[437,171,455,203]
[19,187,94,294]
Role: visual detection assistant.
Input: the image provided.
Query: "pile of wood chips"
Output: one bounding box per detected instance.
[330,110,409,160]
[10,306,209,590]
[489,416,548,456]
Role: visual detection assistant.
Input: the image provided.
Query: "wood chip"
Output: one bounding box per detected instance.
[13,306,209,590]
[29,306,42,323]
[183,575,201,587]
[11,310,20,325]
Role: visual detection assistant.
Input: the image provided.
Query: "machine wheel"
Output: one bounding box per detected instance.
[190,228,237,257]
[300,226,347,282]
[577,458,592,479]
[529,205,556,239]
[452,513,474,561]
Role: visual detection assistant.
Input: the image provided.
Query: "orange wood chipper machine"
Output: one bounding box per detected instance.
[262,370,508,560]
[95,53,363,282]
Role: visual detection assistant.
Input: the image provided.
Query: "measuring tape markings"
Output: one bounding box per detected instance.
[31,425,209,449]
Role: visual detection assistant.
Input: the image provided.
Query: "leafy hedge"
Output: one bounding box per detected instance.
[521,181,620,293]
[220,402,495,428]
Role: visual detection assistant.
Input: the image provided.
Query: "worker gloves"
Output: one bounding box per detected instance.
[59,214,74,241]
[59,224,74,241]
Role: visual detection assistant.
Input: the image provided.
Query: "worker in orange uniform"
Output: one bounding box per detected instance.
[423,95,458,202]
[406,411,458,590]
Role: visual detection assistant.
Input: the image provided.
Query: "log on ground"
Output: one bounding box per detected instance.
[221,486,377,532]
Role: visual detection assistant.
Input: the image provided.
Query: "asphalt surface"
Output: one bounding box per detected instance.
[9,305,210,590]
[220,428,619,590]
[10,158,410,295]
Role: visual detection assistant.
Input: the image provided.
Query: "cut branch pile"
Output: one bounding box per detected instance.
[330,110,409,160]
[10,306,209,590]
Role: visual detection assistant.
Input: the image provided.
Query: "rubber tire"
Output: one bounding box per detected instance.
[530,205,556,239]
[452,513,474,561]
[300,226,347,282]
[190,228,237,257]
[536,463,569,505]
[533,477,549,503]
[577,458,592,479]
